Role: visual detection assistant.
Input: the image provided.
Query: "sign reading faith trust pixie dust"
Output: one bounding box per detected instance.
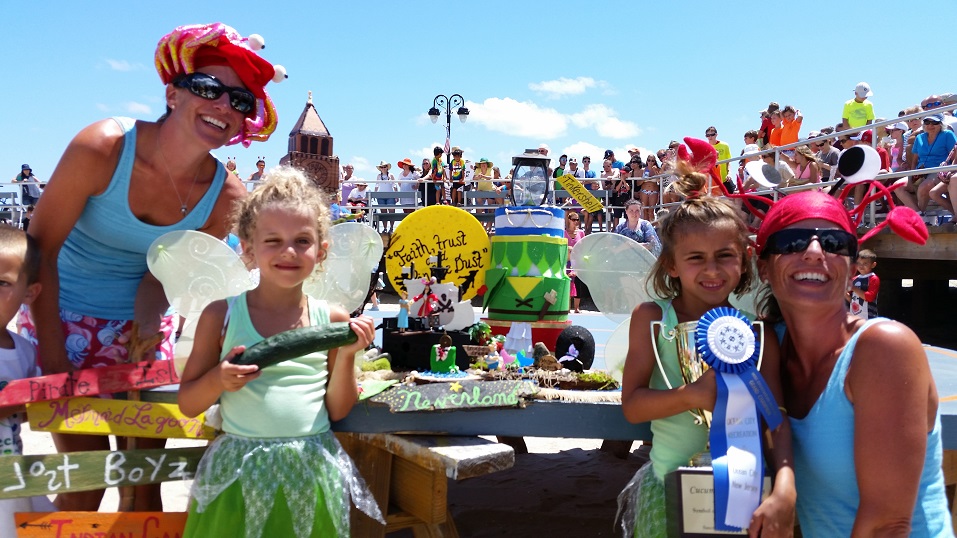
[27,397,215,440]
[371,380,537,412]
[555,174,604,214]
[0,447,205,499]
[15,511,188,538]
[384,205,491,299]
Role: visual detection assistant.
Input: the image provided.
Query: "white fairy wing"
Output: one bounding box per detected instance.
[569,232,661,324]
[147,230,255,320]
[730,257,763,316]
[603,319,631,383]
[302,222,384,312]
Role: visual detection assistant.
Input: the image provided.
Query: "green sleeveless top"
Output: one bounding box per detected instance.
[219,292,332,438]
[648,299,710,479]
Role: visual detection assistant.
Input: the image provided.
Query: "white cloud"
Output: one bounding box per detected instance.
[96,103,110,112]
[529,77,600,98]
[105,59,144,72]
[124,102,152,115]
[466,98,567,140]
[569,104,640,139]
[560,142,606,162]
[350,156,372,177]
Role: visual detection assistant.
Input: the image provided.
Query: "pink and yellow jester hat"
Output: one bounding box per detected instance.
[155,23,287,147]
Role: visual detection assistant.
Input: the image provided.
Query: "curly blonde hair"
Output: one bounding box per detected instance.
[232,165,332,245]
[647,159,754,299]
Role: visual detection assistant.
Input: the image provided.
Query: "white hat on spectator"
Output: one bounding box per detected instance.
[742,144,761,157]
[854,82,873,98]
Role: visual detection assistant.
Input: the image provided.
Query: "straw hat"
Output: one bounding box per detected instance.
[376,161,391,170]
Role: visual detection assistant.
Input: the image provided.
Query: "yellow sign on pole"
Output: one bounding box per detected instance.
[555,174,604,213]
[28,397,216,440]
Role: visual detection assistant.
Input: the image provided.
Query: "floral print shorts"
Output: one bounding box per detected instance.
[17,305,175,371]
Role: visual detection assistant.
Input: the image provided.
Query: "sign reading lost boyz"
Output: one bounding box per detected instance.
[0,360,179,408]
[28,397,215,440]
[555,174,604,213]
[371,380,537,412]
[0,447,205,500]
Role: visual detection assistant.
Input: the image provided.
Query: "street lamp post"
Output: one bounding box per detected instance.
[428,94,469,170]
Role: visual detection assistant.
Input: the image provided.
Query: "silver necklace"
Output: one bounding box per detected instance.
[156,136,201,215]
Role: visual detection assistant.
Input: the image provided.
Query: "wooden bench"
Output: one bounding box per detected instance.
[464,190,507,223]
[338,433,514,537]
[0,187,25,227]
[369,191,420,227]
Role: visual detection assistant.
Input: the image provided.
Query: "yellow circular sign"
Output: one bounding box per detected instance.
[385,206,491,300]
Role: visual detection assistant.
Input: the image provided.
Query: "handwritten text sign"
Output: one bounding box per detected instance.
[0,360,179,408]
[0,447,205,499]
[384,205,491,300]
[371,380,537,412]
[15,511,187,538]
[556,174,604,213]
[28,397,215,440]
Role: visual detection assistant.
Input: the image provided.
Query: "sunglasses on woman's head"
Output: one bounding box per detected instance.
[174,73,257,115]
[762,228,858,257]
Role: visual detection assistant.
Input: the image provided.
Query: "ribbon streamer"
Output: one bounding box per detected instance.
[697,307,782,530]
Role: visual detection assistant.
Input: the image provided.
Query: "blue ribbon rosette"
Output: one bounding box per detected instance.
[696,307,783,531]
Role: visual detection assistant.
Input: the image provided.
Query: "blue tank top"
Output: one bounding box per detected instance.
[790,318,952,537]
[58,117,226,319]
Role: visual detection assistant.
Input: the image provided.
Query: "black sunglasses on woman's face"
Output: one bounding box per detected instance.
[174,72,257,115]
[762,228,858,257]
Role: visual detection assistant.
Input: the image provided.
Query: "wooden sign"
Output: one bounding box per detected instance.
[664,467,771,536]
[0,360,179,408]
[28,397,215,440]
[0,447,205,499]
[15,511,186,537]
[371,380,537,412]
[556,174,604,213]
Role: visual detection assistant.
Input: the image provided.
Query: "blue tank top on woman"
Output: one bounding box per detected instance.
[58,117,226,319]
[790,318,952,537]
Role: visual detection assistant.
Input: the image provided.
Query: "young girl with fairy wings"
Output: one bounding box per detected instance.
[178,166,384,538]
[618,138,795,537]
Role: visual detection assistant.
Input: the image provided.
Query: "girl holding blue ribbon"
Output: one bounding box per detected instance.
[618,138,796,537]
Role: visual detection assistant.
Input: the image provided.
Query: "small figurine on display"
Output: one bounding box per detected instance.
[397,291,410,332]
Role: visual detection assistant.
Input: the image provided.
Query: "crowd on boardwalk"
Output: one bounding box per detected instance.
[228,82,957,240]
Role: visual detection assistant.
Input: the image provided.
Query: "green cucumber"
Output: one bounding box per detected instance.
[231,322,358,369]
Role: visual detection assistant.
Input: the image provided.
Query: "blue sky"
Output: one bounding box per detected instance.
[6,1,957,182]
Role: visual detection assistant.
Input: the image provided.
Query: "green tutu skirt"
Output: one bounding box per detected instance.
[617,462,666,537]
[183,480,336,537]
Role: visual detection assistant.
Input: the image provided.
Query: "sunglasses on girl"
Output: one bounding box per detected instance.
[762,228,858,257]
[174,73,257,115]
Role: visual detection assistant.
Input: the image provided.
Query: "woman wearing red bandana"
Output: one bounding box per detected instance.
[756,191,951,536]
[18,23,284,512]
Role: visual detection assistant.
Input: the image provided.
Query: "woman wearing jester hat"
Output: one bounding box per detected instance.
[754,183,951,534]
[17,23,286,511]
